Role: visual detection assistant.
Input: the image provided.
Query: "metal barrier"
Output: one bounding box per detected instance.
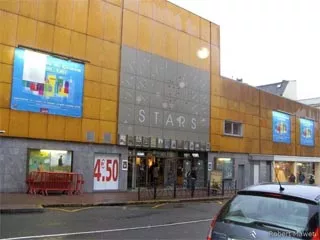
[138,179,238,201]
[26,171,84,195]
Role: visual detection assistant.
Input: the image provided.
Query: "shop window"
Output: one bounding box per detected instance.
[214,158,234,179]
[224,120,243,137]
[28,149,73,173]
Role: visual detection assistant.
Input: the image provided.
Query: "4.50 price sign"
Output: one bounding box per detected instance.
[93,154,119,190]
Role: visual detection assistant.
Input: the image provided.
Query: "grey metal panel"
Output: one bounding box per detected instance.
[120,72,136,89]
[118,123,134,135]
[199,104,210,117]
[118,103,135,124]
[121,46,137,74]
[163,129,175,139]
[150,94,164,109]
[135,90,150,106]
[148,80,163,95]
[151,55,165,81]
[199,94,210,105]
[149,127,163,137]
[175,130,189,140]
[198,133,209,142]
[149,108,164,128]
[136,50,151,78]
[163,111,176,130]
[134,105,150,126]
[134,125,149,136]
[136,76,149,92]
[119,87,135,104]
[118,46,211,145]
[164,59,177,82]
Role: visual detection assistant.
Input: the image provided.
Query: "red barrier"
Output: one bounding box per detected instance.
[26,171,84,195]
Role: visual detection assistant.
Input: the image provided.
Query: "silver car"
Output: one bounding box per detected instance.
[207,183,320,240]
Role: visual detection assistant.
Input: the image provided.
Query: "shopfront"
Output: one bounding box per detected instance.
[127,149,208,189]
[273,156,320,184]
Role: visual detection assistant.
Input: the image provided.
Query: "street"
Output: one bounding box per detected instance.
[0,201,225,240]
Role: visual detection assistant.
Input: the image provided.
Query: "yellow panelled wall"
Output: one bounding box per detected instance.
[1,0,319,157]
[211,77,320,156]
[0,0,121,144]
[122,0,212,71]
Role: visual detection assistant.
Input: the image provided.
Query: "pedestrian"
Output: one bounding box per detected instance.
[298,171,305,184]
[288,173,296,183]
[153,163,159,187]
[309,175,315,184]
[190,166,197,197]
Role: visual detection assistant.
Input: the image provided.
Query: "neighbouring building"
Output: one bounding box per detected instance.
[0,0,319,193]
[299,97,320,109]
[257,80,297,101]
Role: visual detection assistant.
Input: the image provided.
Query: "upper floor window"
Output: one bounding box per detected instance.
[224,120,243,137]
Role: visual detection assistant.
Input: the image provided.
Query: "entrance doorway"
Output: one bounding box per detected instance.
[238,164,245,190]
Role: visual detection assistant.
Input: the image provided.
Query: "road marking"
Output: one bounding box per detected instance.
[0,218,212,240]
[152,203,167,209]
[46,207,96,213]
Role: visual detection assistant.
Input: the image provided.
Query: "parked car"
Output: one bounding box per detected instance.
[207,183,320,240]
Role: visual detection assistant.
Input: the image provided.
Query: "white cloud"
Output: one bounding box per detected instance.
[169,0,320,99]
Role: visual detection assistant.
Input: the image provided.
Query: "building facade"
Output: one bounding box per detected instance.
[0,0,319,193]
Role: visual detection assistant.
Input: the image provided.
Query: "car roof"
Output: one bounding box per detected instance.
[238,183,320,202]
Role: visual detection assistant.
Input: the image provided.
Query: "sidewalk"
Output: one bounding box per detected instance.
[0,192,233,214]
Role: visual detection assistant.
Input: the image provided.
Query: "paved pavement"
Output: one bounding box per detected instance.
[0,192,233,213]
[0,201,226,240]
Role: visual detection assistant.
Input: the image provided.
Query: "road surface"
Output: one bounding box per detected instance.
[0,201,225,240]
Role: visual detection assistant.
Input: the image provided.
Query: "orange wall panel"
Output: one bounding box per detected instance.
[0,63,12,83]
[0,82,11,108]
[100,100,117,122]
[0,44,14,64]
[83,97,101,120]
[53,27,71,56]
[101,68,119,86]
[19,0,39,19]
[28,113,47,139]
[85,64,102,82]
[35,22,54,52]
[65,117,82,142]
[38,0,57,24]
[0,11,18,46]
[81,118,99,142]
[55,0,73,29]
[72,0,89,34]
[47,115,66,140]
[124,0,139,12]
[0,108,9,134]
[122,10,138,48]
[0,0,19,13]
[104,3,122,44]
[9,110,29,137]
[70,32,87,60]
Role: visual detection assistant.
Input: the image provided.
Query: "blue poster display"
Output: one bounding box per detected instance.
[300,118,314,146]
[272,111,291,144]
[11,48,84,117]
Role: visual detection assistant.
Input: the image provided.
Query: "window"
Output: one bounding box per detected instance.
[28,149,73,173]
[224,120,243,136]
[214,158,234,179]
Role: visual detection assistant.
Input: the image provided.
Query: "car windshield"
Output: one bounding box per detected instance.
[218,194,315,234]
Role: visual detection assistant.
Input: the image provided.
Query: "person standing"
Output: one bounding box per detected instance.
[153,163,159,187]
[288,173,296,183]
[309,175,315,184]
[298,171,305,184]
[190,166,197,197]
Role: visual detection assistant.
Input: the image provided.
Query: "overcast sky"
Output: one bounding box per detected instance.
[169,0,320,100]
